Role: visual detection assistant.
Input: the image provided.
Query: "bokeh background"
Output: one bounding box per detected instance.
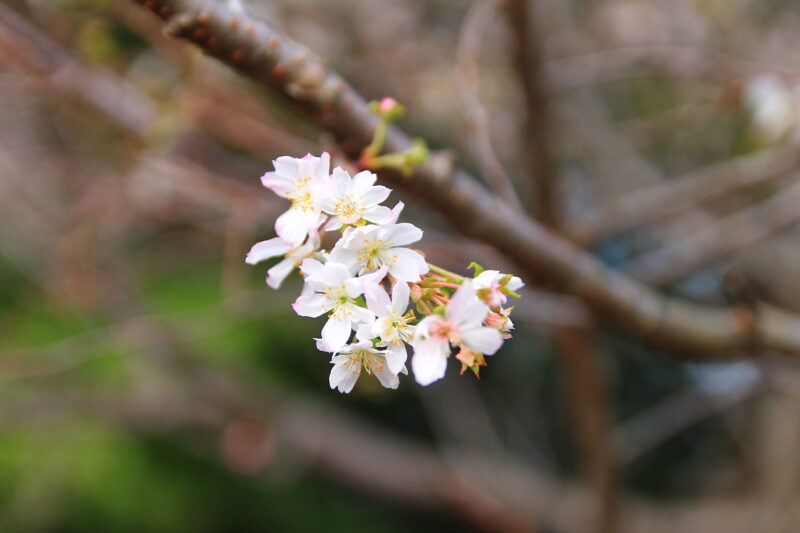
[2,0,800,532]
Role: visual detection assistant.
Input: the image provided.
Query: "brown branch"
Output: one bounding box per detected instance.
[570,144,800,244]
[124,0,800,359]
[554,324,618,533]
[504,0,557,225]
[625,176,800,286]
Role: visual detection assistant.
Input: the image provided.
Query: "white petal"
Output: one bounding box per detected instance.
[266,258,296,289]
[361,185,391,205]
[272,156,300,178]
[446,280,489,327]
[362,205,394,225]
[364,283,391,315]
[322,317,352,352]
[275,208,314,247]
[372,360,400,389]
[308,261,351,287]
[327,245,358,270]
[391,282,410,315]
[384,342,407,375]
[314,152,331,180]
[292,293,327,317]
[355,322,376,342]
[507,276,524,291]
[384,223,423,246]
[461,326,503,355]
[330,361,360,393]
[245,237,291,265]
[411,339,449,386]
[388,248,429,282]
[351,170,378,194]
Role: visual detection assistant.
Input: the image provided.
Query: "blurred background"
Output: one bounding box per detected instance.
[2,0,800,531]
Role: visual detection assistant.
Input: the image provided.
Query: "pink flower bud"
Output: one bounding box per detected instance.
[379,97,398,115]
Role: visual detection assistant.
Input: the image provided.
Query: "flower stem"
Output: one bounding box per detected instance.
[426,263,464,281]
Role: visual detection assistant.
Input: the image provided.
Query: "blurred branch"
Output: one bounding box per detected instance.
[115,0,800,359]
[0,2,157,138]
[504,0,557,225]
[456,0,522,209]
[549,45,797,91]
[554,324,618,533]
[625,175,800,286]
[570,145,800,245]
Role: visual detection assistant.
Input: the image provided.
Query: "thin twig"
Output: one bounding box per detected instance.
[456,0,522,209]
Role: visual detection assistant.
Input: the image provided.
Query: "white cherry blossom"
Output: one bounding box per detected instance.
[411,280,503,386]
[318,168,393,230]
[473,270,524,308]
[260,152,330,246]
[292,260,373,351]
[360,280,415,374]
[245,231,320,289]
[328,222,428,282]
[324,340,402,393]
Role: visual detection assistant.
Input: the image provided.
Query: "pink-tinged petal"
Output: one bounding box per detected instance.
[384,223,423,246]
[322,317,352,352]
[245,237,291,265]
[388,248,428,282]
[391,282,411,315]
[364,283,391,315]
[260,171,294,197]
[446,280,489,326]
[461,326,503,355]
[316,338,335,353]
[362,205,394,225]
[411,339,449,386]
[266,258,296,289]
[361,185,391,206]
[351,170,378,194]
[388,201,405,224]
[292,293,327,317]
[384,342,407,375]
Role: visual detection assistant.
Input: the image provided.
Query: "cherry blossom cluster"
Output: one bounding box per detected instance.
[246,152,523,393]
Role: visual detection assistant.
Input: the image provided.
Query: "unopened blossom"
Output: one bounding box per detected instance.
[261,152,330,246]
[473,270,524,308]
[328,222,428,282]
[293,260,373,351]
[325,340,401,393]
[360,280,415,374]
[318,168,393,230]
[245,231,320,289]
[411,280,503,386]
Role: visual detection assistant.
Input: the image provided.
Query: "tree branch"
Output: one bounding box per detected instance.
[504,0,557,225]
